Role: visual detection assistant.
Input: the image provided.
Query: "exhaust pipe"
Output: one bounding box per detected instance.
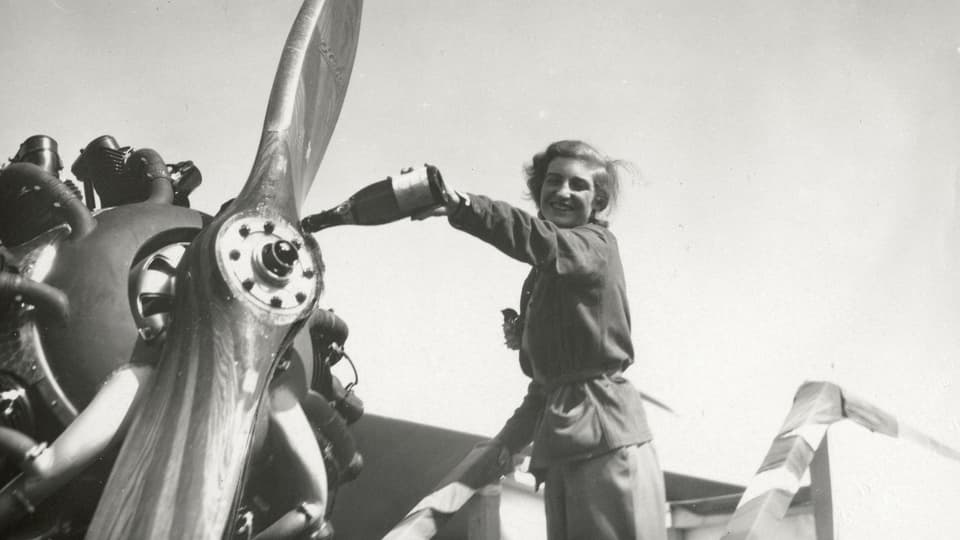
[0,163,96,242]
[0,272,69,324]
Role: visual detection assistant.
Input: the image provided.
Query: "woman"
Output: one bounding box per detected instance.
[420,140,666,540]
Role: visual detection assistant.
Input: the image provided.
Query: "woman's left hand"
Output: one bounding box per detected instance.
[474,439,516,476]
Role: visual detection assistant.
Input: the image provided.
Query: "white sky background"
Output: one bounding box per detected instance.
[2,0,960,485]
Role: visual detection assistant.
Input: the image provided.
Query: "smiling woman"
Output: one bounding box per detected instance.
[413,139,666,540]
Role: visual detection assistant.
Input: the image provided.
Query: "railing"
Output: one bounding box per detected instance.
[720,380,960,540]
[383,442,504,540]
[382,380,960,540]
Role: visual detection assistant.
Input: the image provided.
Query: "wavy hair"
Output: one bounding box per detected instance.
[524,140,634,225]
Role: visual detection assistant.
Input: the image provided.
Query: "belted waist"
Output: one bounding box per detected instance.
[541,366,622,393]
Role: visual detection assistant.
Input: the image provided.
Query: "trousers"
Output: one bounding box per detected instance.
[543,442,667,540]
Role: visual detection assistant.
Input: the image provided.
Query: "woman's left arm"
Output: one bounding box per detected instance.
[493,380,547,454]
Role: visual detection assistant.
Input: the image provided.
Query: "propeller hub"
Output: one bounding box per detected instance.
[261,240,298,278]
[216,215,318,314]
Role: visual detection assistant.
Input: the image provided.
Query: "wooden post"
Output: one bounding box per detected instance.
[466,483,501,540]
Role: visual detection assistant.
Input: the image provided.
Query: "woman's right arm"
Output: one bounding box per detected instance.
[414,186,608,279]
[448,194,608,278]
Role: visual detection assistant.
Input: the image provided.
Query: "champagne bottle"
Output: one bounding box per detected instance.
[301,164,448,233]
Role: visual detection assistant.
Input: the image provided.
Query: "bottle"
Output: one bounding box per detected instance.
[301,164,448,233]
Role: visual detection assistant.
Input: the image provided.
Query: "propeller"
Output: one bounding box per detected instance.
[84,1,362,538]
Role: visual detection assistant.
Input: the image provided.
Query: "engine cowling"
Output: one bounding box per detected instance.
[38,202,207,410]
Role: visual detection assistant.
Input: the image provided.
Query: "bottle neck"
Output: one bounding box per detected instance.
[302,200,356,232]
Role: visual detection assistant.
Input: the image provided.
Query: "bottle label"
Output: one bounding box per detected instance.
[392,166,440,213]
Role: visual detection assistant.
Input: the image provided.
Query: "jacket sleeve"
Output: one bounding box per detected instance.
[493,380,546,454]
[448,193,608,278]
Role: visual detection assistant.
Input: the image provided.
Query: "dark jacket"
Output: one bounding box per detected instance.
[449,194,652,473]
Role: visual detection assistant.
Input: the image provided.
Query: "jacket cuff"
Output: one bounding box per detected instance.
[447,191,479,230]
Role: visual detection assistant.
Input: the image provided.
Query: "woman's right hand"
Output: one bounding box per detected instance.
[411,185,463,220]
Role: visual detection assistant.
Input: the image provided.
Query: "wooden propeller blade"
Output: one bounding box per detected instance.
[85,1,363,538]
[233,0,362,219]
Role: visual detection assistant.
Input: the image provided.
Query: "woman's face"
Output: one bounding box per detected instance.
[539,157,600,228]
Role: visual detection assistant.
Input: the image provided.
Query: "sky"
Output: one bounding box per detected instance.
[2,0,960,486]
